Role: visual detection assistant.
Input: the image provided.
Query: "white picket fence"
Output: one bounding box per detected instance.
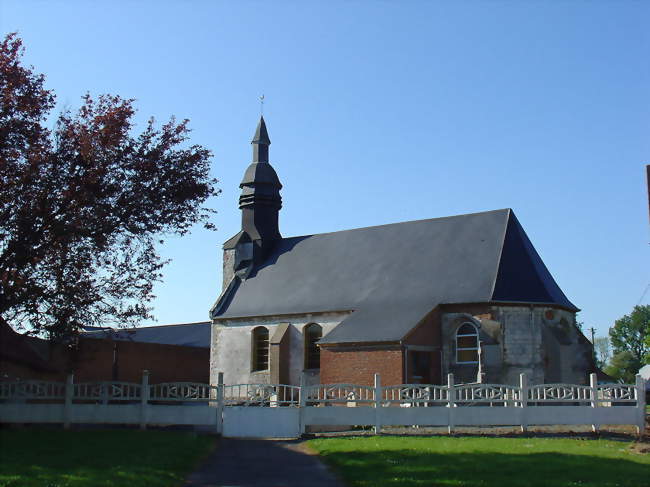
[0,372,646,438]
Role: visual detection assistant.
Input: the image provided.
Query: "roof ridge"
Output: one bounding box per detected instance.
[283,208,512,241]
[488,208,513,299]
[84,321,210,332]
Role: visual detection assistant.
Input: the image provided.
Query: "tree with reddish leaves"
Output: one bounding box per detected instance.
[0,33,218,339]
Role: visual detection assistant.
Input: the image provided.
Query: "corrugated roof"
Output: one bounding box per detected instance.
[211,209,577,344]
[81,321,211,348]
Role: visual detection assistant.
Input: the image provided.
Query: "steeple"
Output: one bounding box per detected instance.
[251,116,271,163]
[223,117,282,273]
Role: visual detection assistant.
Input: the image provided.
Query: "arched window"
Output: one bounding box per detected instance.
[304,323,322,369]
[251,327,269,371]
[456,322,479,364]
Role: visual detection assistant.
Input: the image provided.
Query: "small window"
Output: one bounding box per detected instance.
[456,322,479,364]
[304,323,322,369]
[252,327,269,371]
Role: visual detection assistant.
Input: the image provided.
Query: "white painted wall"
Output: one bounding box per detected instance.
[1,376,644,438]
[210,311,351,386]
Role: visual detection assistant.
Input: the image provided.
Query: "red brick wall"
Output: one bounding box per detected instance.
[0,359,63,381]
[403,308,442,384]
[74,338,210,384]
[1,338,209,385]
[320,347,403,386]
[404,308,441,347]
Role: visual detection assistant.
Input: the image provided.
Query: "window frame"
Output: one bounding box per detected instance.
[303,323,322,370]
[455,322,479,365]
[251,326,270,372]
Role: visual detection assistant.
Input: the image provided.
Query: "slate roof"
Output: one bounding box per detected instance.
[81,321,211,348]
[211,209,577,345]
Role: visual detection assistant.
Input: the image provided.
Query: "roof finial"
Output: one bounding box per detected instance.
[259,94,264,117]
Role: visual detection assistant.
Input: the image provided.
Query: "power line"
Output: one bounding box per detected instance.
[637,282,650,305]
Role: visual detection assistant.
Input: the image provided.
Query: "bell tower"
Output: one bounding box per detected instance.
[239,116,282,243]
[222,117,282,285]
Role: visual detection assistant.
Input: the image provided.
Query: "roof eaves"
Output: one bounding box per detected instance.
[210,276,240,319]
[318,340,402,349]
[212,308,355,322]
[488,300,580,313]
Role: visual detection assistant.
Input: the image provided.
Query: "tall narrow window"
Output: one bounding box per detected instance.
[252,327,269,371]
[304,323,322,369]
[456,322,479,364]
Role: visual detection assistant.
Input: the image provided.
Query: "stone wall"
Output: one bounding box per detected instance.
[440,305,589,385]
[539,308,593,385]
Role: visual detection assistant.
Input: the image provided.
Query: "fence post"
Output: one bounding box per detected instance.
[101,382,108,406]
[63,373,74,429]
[589,372,599,434]
[374,373,382,435]
[299,373,307,436]
[519,373,528,434]
[636,374,646,438]
[447,373,455,435]
[140,370,149,430]
[216,372,224,435]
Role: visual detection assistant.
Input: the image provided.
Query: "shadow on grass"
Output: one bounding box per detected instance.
[0,429,215,487]
[318,450,650,487]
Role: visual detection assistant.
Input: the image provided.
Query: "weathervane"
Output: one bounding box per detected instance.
[260,94,265,116]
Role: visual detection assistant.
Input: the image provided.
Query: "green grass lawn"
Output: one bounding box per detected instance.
[0,428,215,487]
[308,436,650,487]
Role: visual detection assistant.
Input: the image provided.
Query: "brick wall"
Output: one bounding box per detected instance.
[0,359,63,381]
[72,338,210,384]
[403,308,442,384]
[320,347,403,386]
[1,325,209,385]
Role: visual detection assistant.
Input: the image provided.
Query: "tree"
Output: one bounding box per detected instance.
[593,337,610,369]
[604,351,638,384]
[0,33,218,339]
[607,305,649,380]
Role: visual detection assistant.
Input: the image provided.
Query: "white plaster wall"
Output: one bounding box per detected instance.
[210,311,351,386]
[222,249,235,291]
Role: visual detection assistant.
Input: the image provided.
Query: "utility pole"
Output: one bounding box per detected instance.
[589,327,597,365]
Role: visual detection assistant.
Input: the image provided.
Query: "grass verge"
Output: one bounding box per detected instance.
[308,436,650,487]
[0,428,215,487]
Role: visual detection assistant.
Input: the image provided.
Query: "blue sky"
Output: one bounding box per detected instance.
[2,1,648,339]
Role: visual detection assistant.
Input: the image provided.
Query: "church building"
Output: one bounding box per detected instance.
[209,117,594,388]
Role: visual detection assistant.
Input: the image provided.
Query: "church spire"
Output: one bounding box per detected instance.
[251,116,270,163]
[225,116,282,266]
